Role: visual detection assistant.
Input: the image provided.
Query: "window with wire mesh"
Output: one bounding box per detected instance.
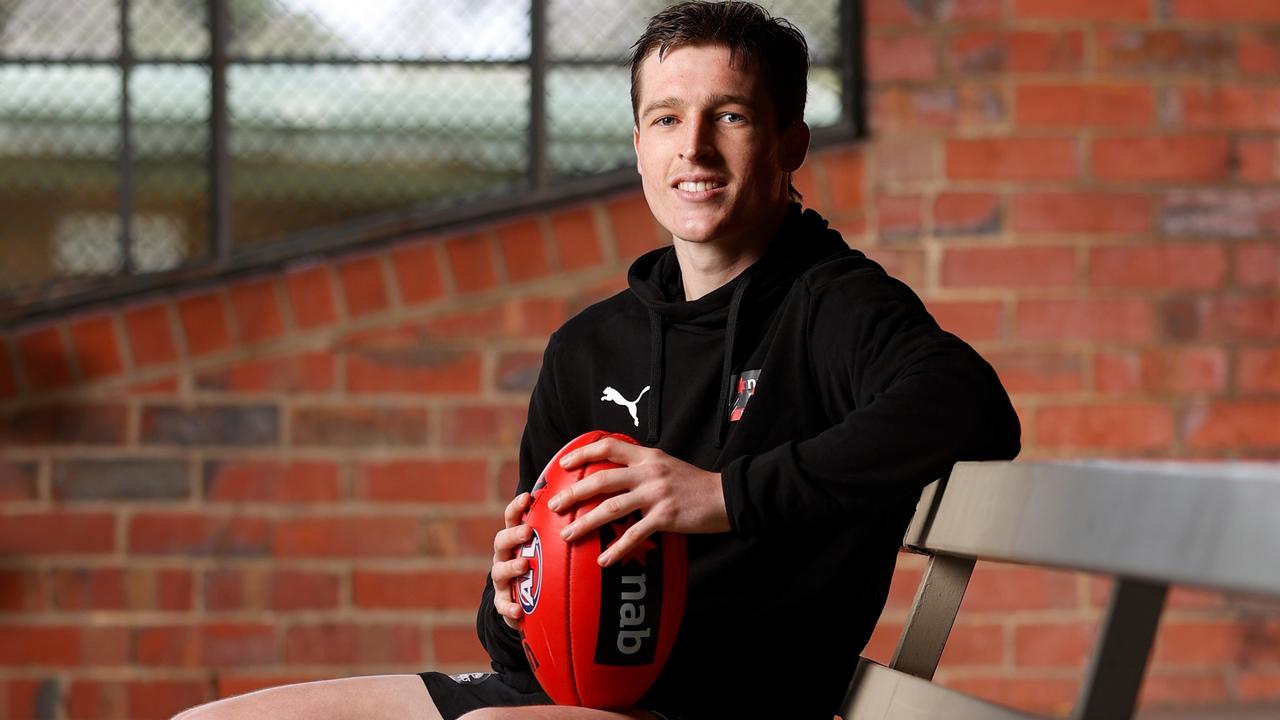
[0,0,854,308]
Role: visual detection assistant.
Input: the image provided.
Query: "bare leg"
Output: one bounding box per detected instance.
[171,674,442,720]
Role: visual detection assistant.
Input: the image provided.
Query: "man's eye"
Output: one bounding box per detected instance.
[654,116,677,127]
[721,113,745,123]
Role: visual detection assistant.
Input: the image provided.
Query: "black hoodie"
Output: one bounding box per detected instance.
[477,205,1020,718]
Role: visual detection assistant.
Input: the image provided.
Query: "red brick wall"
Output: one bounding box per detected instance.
[2,1,1279,717]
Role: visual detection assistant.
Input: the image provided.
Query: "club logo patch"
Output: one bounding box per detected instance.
[516,529,543,614]
[729,369,761,422]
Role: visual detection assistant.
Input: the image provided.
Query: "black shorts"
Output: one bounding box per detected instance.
[419,672,682,720]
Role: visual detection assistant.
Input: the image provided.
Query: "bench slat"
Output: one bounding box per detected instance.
[842,659,1040,720]
[905,461,1280,597]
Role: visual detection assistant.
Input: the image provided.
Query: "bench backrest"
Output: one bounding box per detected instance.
[842,460,1280,720]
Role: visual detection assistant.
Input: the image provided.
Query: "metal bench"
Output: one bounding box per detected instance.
[842,461,1280,720]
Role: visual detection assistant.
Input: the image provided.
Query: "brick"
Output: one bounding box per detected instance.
[0,403,128,445]
[67,680,126,720]
[876,194,922,241]
[866,0,1002,25]
[1097,30,1232,74]
[445,233,498,293]
[926,300,1004,341]
[937,623,1005,667]
[177,291,233,357]
[129,376,179,394]
[1090,244,1227,289]
[792,162,820,210]
[498,460,520,499]
[126,681,210,720]
[17,325,73,391]
[1164,189,1280,238]
[1174,296,1280,341]
[285,624,422,665]
[336,254,389,318]
[202,624,278,666]
[1170,0,1280,21]
[196,352,335,393]
[1238,139,1277,183]
[1239,670,1280,702]
[550,207,605,272]
[942,246,1076,288]
[882,562,924,612]
[204,460,341,503]
[128,514,270,556]
[1018,299,1156,343]
[823,146,865,211]
[141,405,278,446]
[1093,135,1232,182]
[69,313,125,382]
[495,219,550,283]
[283,265,337,329]
[871,84,1007,132]
[962,565,1079,612]
[441,404,527,448]
[1015,622,1097,667]
[423,515,504,560]
[206,568,339,611]
[1036,403,1175,449]
[355,460,488,503]
[1095,348,1228,393]
[1016,84,1155,128]
[1239,31,1280,77]
[1167,87,1280,131]
[433,625,488,665]
[1014,0,1149,20]
[1154,621,1243,665]
[496,350,542,392]
[123,302,178,367]
[867,35,937,83]
[946,138,1077,181]
[607,194,664,260]
[82,626,130,666]
[274,516,421,557]
[291,405,429,447]
[872,138,936,185]
[934,193,1001,236]
[50,568,127,610]
[346,338,482,395]
[869,249,924,290]
[272,571,341,610]
[516,296,570,337]
[354,570,480,610]
[228,277,285,344]
[1185,401,1280,448]
[0,569,45,611]
[1239,348,1280,393]
[0,513,114,554]
[1013,192,1150,234]
[53,459,189,502]
[943,676,1079,717]
[0,460,39,502]
[390,238,447,305]
[1139,673,1230,707]
[950,31,1084,74]
[989,352,1085,394]
[0,626,80,666]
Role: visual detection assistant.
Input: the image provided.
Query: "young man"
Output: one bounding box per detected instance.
[173,3,1018,720]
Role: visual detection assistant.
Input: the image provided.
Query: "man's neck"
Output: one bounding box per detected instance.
[673,203,789,301]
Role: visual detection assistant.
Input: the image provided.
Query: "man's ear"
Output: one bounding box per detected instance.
[779,121,810,172]
[633,125,643,175]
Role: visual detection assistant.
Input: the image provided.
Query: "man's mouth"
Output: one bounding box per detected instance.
[675,180,726,192]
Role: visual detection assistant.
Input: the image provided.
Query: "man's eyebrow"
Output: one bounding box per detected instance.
[639,94,757,118]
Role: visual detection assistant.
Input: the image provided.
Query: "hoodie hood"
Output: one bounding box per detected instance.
[624,204,850,445]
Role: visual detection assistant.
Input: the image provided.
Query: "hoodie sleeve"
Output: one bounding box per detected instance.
[475,334,572,685]
[720,270,1021,537]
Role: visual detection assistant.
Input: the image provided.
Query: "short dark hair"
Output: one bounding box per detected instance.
[628,1,809,130]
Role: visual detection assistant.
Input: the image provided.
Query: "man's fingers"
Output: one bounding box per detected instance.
[598,515,658,567]
[492,557,529,585]
[493,523,532,555]
[503,492,532,528]
[558,437,642,472]
[560,489,642,542]
[548,466,631,513]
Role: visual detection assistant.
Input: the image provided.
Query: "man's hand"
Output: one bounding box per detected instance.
[549,437,730,566]
[490,491,534,630]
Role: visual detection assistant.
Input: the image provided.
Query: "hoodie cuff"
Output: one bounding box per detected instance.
[719,455,755,537]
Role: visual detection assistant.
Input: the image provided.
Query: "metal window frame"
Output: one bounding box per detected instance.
[1,0,864,328]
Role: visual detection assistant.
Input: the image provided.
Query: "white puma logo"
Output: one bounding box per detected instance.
[600,386,650,427]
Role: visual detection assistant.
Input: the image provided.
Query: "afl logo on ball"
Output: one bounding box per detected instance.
[516,529,543,614]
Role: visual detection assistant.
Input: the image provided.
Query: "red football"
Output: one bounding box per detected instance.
[512,430,687,709]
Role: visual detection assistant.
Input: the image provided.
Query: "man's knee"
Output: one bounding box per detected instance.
[458,710,504,720]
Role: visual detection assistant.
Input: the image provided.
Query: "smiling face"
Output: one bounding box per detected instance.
[632,43,808,252]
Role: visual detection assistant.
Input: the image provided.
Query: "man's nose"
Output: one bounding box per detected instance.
[679,116,716,162]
